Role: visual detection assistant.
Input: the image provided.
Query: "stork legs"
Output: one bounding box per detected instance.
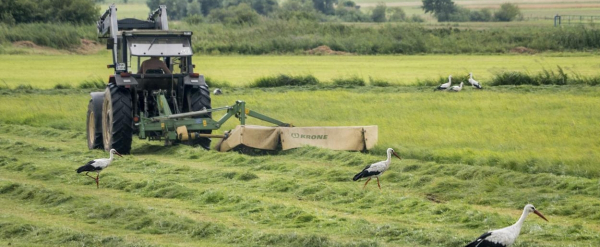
[362,177,382,190]
[84,172,100,188]
[363,178,371,188]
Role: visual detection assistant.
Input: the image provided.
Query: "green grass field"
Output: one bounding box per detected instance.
[1,53,599,88]
[1,85,600,246]
[1,2,599,245]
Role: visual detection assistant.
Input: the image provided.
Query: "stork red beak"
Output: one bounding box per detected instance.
[393,151,402,160]
[533,210,548,222]
[115,151,123,157]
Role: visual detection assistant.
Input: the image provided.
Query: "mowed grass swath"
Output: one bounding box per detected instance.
[1,117,600,246]
[2,53,600,88]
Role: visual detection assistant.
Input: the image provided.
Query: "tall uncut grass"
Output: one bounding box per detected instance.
[0,23,97,50]
[250,74,319,87]
[491,66,600,86]
[2,21,599,54]
[176,21,600,54]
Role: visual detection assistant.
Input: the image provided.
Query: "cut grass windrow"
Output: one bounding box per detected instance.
[0,125,599,246]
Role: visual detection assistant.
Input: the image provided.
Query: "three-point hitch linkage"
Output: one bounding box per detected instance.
[140,91,291,145]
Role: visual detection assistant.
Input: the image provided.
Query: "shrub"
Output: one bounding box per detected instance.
[185,15,204,25]
[187,1,202,16]
[410,14,425,23]
[422,0,457,22]
[469,8,493,22]
[275,0,321,21]
[371,3,387,23]
[446,6,470,22]
[340,0,355,7]
[335,6,369,22]
[388,7,406,22]
[208,3,261,25]
[494,3,521,22]
[312,0,337,15]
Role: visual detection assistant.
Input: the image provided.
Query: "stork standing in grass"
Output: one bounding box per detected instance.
[449,82,464,92]
[465,204,548,247]
[435,75,452,91]
[77,149,122,188]
[468,72,483,89]
[353,148,401,189]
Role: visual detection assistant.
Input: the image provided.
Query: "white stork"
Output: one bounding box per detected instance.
[352,148,401,189]
[76,149,122,188]
[435,75,452,91]
[465,204,548,247]
[213,88,222,95]
[469,72,483,89]
[449,82,464,92]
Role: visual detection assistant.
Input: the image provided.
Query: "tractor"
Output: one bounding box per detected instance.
[87,5,214,154]
[87,5,377,155]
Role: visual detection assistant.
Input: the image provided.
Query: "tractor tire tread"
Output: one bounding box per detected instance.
[107,83,133,154]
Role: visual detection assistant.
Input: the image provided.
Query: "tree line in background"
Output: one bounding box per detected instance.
[422,0,521,22]
[145,0,424,25]
[0,0,522,26]
[146,0,521,24]
[0,0,99,25]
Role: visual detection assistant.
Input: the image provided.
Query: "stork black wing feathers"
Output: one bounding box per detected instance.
[465,232,501,247]
[76,160,101,173]
[352,166,381,181]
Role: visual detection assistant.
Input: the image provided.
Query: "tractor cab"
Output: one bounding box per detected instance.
[111,30,202,92]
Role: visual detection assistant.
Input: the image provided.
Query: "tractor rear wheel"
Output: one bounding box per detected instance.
[184,85,212,150]
[102,83,133,154]
[86,94,104,149]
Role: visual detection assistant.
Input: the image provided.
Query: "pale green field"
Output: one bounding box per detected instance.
[1,53,599,88]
